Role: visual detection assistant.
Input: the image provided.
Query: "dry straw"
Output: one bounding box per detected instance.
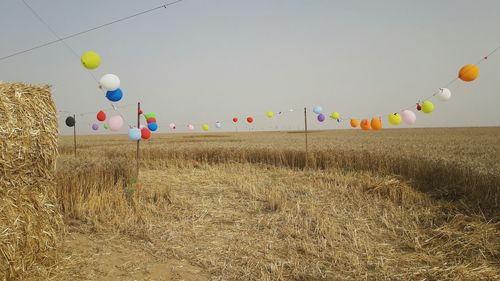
[0,83,63,280]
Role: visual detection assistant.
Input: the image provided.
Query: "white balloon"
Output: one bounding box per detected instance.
[436,88,451,101]
[187,124,194,130]
[401,110,416,125]
[99,74,120,91]
[215,121,222,128]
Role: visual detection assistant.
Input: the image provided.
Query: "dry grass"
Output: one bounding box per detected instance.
[19,127,500,280]
[0,83,63,280]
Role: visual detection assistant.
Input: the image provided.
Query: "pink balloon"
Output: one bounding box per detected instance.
[108,115,124,131]
[401,110,416,125]
[169,123,176,130]
[187,124,194,130]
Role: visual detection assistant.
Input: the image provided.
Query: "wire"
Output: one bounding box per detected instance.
[0,0,185,62]
[20,0,99,84]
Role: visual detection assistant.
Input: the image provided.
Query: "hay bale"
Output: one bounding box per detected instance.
[0,83,63,280]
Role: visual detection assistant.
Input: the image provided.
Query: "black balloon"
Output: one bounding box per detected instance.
[65,116,75,127]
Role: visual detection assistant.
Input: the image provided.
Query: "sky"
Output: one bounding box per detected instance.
[0,0,499,135]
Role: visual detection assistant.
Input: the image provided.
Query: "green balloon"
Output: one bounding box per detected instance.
[144,112,156,119]
[421,101,434,113]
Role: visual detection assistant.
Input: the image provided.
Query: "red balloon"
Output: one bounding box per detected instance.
[246,117,253,123]
[416,103,422,111]
[138,109,143,115]
[141,127,151,140]
[146,117,157,123]
[96,110,106,122]
[232,117,238,123]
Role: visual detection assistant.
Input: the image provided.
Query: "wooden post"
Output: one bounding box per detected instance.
[73,114,77,157]
[136,102,140,178]
[304,107,308,168]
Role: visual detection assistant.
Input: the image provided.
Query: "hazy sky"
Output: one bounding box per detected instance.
[1,0,499,135]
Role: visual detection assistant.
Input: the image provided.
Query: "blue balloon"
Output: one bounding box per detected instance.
[106,88,123,102]
[148,122,158,131]
[128,128,141,141]
[313,106,322,114]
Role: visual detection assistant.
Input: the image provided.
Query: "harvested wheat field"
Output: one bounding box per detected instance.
[45,128,499,281]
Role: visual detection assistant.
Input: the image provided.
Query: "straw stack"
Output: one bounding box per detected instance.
[0,83,63,279]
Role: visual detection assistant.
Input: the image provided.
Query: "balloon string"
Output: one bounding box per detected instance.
[20,0,121,112]
[341,44,500,121]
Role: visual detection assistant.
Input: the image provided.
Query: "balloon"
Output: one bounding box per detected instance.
[128,128,141,141]
[350,119,359,128]
[91,123,99,131]
[147,117,157,124]
[141,127,151,140]
[202,124,209,131]
[215,121,222,128]
[246,117,253,123]
[421,101,434,113]
[105,88,123,102]
[416,103,422,111]
[65,116,75,127]
[360,119,370,131]
[317,113,325,122]
[81,51,100,70]
[138,109,143,115]
[169,123,176,130]
[388,113,401,125]
[458,64,479,82]
[436,88,451,101]
[99,74,120,91]
[330,112,340,120]
[188,124,194,130]
[313,106,322,114]
[108,115,123,132]
[103,124,108,129]
[144,112,156,119]
[371,117,382,131]
[232,117,238,123]
[266,111,274,118]
[401,110,416,125]
[148,123,158,131]
[97,110,106,122]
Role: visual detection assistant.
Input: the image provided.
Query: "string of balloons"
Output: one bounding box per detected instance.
[65,43,499,136]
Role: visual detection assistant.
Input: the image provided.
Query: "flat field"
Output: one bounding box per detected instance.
[51,127,499,281]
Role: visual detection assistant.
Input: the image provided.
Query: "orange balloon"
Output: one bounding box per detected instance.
[371,117,382,131]
[458,64,479,82]
[360,119,370,131]
[350,118,359,128]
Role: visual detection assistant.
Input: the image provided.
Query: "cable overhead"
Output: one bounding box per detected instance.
[0,0,185,62]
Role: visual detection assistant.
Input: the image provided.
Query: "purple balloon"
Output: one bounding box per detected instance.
[317,113,325,122]
[92,123,99,131]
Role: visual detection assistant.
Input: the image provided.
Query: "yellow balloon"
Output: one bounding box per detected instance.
[81,51,101,70]
[388,113,401,125]
[421,101,434,113]
[202,124,209,131]
[330,112,340,120]
[266,111,274,118]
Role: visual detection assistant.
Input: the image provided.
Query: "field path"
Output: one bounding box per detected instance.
[58,226,210,280]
